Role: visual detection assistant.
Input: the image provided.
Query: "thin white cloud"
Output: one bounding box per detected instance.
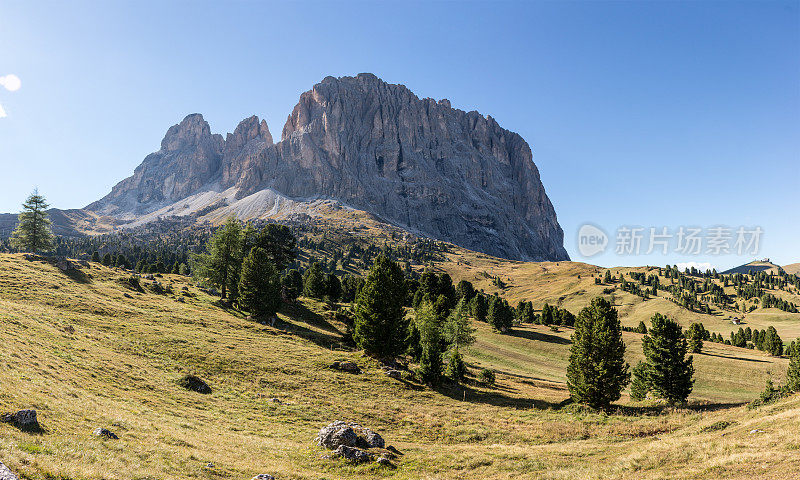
[676,261,715,272]
[0,74,21,92]
[0,103,6,118]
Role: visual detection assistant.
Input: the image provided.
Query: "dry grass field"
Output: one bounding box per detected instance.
[428,249,800,342]
[0,253,798,480]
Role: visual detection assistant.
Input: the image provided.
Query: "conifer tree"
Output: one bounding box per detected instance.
[302,262,327,299]
[92,251,101,263]
[443,300,476,350]
[469,294,488,322]
[762,326,784,356]
[416,299,443,384]
[566,297,630,409]
[787,340,800,392]
[255,223,297,271]
[191,217,243,299]
[237,247,281,318]
[10,190,55,253]
[641,313,694,404]
[629,361,651,401]
[687,322,704,353]
[487,296,512,332]
[281,269,303,301]
[456,280,476,302]
[325,273,342,302]
[353,255,407,358]
[102,252,112,266]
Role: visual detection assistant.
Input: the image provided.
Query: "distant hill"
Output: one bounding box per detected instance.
[784,263,800,276]
[722,259,784,275]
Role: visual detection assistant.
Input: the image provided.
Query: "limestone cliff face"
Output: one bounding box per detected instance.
[88,74,568,261]
[88,114,224,214]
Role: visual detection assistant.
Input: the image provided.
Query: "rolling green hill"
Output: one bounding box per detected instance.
[0,253,798,479]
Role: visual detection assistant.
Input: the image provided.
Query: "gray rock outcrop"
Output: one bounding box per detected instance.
[93,427,119,439]
[0,462,19,480]
[1,409,39,431]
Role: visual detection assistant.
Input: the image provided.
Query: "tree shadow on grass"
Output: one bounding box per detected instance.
[611,401,748,416]
[507,328,571,345]
[700,351,771,363]
[61,268,90,284]
[433,380,569,410]
[270,302,353,351]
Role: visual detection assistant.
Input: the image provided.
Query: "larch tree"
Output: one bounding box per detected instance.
[10,190,55,253]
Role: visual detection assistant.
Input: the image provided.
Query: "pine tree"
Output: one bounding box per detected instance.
[255,223,297,271]
[191,217,243,299]
[442,300,475,383]
[456,280,476,302]
[566,297,630,409]
[762,326,784,356]
[281,269,303,301]
[325,273,341,302]
[629,361,651,401]
[302,262,327,299]
[642,313,694,404]
[604,270,612,284]
[102,253,112,266]
[636,320,648,334]
[469,294,488,323]
[178,263,189,276]
[10,190,55,253]
[687,322,704,353]
[487,296,512,332]
[353,255,407,358]
[416,299,443,384]
[787,341,800,392]
[237,247,281,318]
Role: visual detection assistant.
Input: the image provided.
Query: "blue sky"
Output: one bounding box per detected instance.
[0,0,797,269]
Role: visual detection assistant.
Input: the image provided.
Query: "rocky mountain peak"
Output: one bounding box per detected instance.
[226,115,273,157]
[160,113,217,152]
[88,74,569,261]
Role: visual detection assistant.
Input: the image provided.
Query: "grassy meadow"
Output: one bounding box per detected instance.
[0,253,798,479]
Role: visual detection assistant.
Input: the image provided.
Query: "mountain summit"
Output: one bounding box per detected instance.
[87,73,569,261]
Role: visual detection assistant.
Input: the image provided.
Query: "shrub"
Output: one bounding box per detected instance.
[700,420,737,433]
[446,349,467,382]
[478,368,496,385]
[748,378,790,409]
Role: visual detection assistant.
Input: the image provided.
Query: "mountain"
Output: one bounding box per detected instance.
[87,74,567,261]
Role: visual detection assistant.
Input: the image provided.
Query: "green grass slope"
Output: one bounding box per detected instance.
[0,254,798,480]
